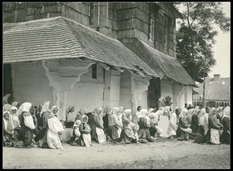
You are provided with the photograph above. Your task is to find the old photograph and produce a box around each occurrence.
[3,2,230,169]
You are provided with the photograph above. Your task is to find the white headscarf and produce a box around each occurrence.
[181,108,188,117]
[3,111,14,131]
[140,109,148,118]
[51,105,59,115]
[3,104,12,112]
[40,101,51,115]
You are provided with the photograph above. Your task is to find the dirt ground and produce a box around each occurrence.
[3,138,230,169]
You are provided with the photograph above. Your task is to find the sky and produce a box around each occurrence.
[176,2,231,78]
[209,2,230,78]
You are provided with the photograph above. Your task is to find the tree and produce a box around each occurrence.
[174,2,230,83]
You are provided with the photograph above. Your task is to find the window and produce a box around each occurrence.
[92,63,97,79]
[149,18,154,42]
[90,2,108,27]
[164,14,172,51]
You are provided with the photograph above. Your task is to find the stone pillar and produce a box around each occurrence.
[131,73,150,113]
[42,59,95,121]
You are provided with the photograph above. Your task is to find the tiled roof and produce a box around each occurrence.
[122,38,195,86]
[193,77,230,101]
[3,16,158,77]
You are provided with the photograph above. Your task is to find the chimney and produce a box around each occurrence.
[213,74,220,81]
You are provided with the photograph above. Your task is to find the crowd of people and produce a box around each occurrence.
[3,96,230,149]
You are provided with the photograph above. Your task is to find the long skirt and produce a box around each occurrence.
[179,130,189,141]
[220,130,230,144]
[210,129,221,144]
[35,128,47,142]
[138,128,155,143]
[149,125,157,137]
[78,133,92,147]
[106,126,120,140]
[19,126,33,147]
[120,128,135,144]
[90,126,106,143]
[47,129,63,149]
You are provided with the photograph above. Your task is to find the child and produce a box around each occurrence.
[70,120,81,146]
[78,115,92,147]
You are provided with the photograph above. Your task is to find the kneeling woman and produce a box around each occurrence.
[138,109,155,143]
[3,111,15,147]
[77,115,92,147]
[89,107,106,143]
[18,102,36,147]
[47,107,64,149]
[178,109,192,141]
[120,109,138,144]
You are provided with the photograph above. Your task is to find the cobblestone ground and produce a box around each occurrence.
[3,138,230,169]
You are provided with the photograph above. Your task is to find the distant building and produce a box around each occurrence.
[193,74,230,108]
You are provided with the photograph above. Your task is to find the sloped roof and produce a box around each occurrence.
[122,38,195,86]
[193,77,230,101]
[3,16,158,77]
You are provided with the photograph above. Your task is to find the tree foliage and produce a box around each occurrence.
[174,2,230,83]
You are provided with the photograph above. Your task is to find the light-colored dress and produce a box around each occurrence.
[158,114,170,137]
[167,112,177,136]
[47,114,64,149]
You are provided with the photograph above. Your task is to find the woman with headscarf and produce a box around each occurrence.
[9,106,20,129]
[65,105,76,128]
[178,108,192,141]
[208,108,223,145]
[12,101,21,109]
[219,106,230,144]
[120,109,138,144]
[89,107,106,143]
[190,108,200,139]
[3,104,12,112]
[137,109,155,143]
[46,110,64,149]
[193,108,206,143]
[103,106,112,132]
[78,115,92,147]
[3,111,15,147]
[106,107,122,140]
[75,108,87,122]
[18,102,36,147]
[34,101,51,147]
[203,106,210,143]
[51,105,59,118]
[70,120,82,146]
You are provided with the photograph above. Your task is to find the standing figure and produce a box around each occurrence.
[3,111,15,147]
[219,107,230,144]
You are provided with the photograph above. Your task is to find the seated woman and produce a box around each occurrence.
[178,108,192,141]
[208,108,223,145]
[3,111,15,147]
[120,109,138,144]
[78,115,92,147]
[47,111,64,149]
[65,105,76,128]
[89,107,106,143]
[106,107,122,140]
[138,109,155,143]
[18,102,36,148]
[219,106,230,144]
